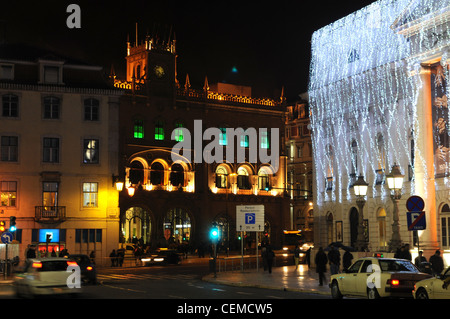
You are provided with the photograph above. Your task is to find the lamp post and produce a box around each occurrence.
[353,175,368,252]
[386,164,404,253]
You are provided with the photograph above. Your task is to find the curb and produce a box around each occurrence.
[201,274,330,296]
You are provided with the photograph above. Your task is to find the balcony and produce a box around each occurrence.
[35,206,66,223]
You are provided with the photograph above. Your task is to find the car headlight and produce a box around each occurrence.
[154,258,164,262]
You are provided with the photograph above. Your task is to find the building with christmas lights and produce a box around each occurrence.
[0,43,122,264]
[309,0,450,265]
[113,28,290,252]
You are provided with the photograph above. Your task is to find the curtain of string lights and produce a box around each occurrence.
[309,0,450,205]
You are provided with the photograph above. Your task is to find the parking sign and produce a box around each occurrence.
[236,205,264,232]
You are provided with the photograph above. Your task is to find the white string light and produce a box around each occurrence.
[309,0,450,205]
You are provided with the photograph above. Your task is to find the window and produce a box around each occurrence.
[75,229,102,243]
[155,120,164,140]
[150,162,164,185]
[174,122,184,142]
[43,66,60,84]
[134,120,144,139]
[237,167,251,189]
[42,182,58,207]
[1,136,18,162]
[258,168,270,190]
[169,163,184,187]
[2,94,18,117]
[83,182,98,207]
[43,138,59,163]
[43,96,60,119]
[83,139,99,164]
[219,127,227,146]
[441,205,450,248]
[0,64,13,80]
[240,135,249,148]
[84,98,99,121]
[260,130,270,149]
[1,181,17,207]
[215,166,228,188]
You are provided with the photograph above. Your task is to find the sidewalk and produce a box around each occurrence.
[202,264,330,296]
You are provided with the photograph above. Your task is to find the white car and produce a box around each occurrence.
[330,257,431,299]
[413,267,450,299]
[14,258,82,298]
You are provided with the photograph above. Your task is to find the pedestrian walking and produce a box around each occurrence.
[328,245,341,275]
[265,244,275,274]
[429,249,444,276]
[110,249,117,267]
[293,245,301,269]
[315,247,328,286]
[305,247,311,268]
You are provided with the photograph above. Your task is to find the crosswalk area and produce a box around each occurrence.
[97,272,196,282]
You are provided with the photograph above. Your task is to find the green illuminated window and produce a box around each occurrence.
[219,127,227,146]
[155,120,164,140]
[174,122,184,142]
[240,135,249,147]
[260,130,270,149]
[134,120,144,139]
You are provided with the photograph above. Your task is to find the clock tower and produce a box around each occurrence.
[125,24,178,98]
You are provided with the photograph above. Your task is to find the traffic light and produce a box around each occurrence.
[210,226,219,242]
[0,221,5,232]
[9,216,16,232]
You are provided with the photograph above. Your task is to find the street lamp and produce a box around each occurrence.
[385,164,404,252]
[353,175,368,251]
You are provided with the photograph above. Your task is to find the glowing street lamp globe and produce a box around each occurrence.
[353,175,369,197]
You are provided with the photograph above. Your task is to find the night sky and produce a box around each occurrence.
[1,0,376,101]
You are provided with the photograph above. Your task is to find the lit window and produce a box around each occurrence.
[155,120,164,140]
[1,181,16,207]
[237,167,250,189]
[215,166,228,188]
[219,128,227,146]
[83,182,98,207]
[83,139,99,164]
[174,122,184,142]
[240,135,249,148]
[134,120,144,139]
[260,130,270,149]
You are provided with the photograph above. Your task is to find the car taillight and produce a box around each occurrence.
[391,279,400,286]
[67,261,78,267]
[86,266,93,271]
[32,262,42,269]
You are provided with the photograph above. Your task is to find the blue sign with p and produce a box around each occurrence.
[245,213,255,224]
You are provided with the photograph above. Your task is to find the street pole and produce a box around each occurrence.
[240,231,243,272]
[356,198,367,252]
[389,194,402,252]
[256,232,259,272]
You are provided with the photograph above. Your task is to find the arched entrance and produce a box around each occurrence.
[163,208,191,247]
[121,207,152,245]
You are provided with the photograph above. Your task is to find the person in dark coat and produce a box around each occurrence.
[343,250,353,271]
[265,245,275,274]
[315,247,328,286]
[429,249,444,276]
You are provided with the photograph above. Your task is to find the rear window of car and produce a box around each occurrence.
[379,260,418,272]
[38,261,69,272]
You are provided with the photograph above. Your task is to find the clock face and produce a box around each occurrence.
[154,65,165,78]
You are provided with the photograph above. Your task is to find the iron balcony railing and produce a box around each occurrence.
[35,206,66,222]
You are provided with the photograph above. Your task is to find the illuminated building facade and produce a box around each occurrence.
[284,94,314,243]
[0,44,122,264]
[309,0,450,264]
[115,29,290,250]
